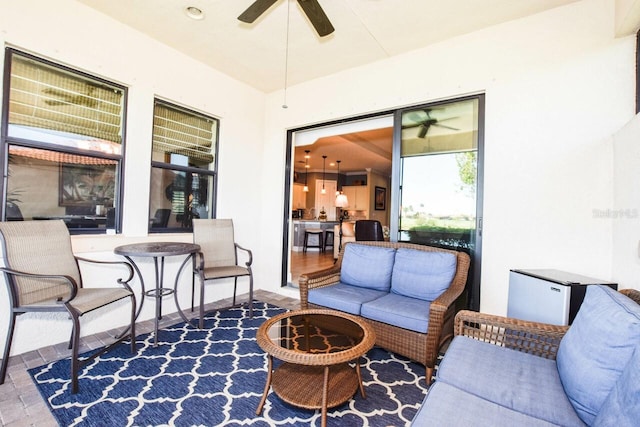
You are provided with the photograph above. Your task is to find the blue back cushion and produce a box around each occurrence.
[556,285,640,425]
[340,244,396,291]
[391,248,457,301]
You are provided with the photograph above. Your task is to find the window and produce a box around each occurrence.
[149,100,218,231]
[1,49,126,233]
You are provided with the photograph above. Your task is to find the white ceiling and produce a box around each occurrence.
[73,0,640,175]
[75,0,582,93]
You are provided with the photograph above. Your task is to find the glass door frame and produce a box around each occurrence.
[391,94,485,310]
[282,94,484,311]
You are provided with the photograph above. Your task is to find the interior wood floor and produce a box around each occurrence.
[289,249,336,286]
[0,290,299,427]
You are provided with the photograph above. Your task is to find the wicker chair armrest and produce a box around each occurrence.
[234,243,253,267]
[431,250,470,312]
[432,282,465,312]
[0,266,78,303]
[299,266,342,289]
[298,265,342,308]
[454,310,569,359]
[620,288,640,305]
[75,256,134,286]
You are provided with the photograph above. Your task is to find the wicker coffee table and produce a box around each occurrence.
[256,309,376,426]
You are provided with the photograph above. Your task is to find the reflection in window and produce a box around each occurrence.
[2,49,125,232]
[399,98,479,251]
[149,100,218,231]
[7,146,118,228]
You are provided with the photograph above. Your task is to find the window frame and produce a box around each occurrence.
[149,98,219,233]
[0,48,127,234]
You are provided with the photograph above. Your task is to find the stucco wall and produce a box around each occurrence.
[261,0,636,315]
[0,0,266,355]
[0,0,637,357]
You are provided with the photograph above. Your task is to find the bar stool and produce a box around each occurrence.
[323,229,334,253]
[303,229,324,253]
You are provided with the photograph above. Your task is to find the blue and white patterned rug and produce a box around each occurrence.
[29,302,428,426]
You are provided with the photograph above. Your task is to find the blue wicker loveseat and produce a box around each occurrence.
[411,285,640,426]
[299,241,470,384]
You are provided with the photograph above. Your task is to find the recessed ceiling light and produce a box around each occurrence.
[184,6,204,20]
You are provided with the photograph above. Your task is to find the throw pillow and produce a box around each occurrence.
[340,244,396,291]
[390,248,457,301]
[593,345,640,427]
[556,285,640,425]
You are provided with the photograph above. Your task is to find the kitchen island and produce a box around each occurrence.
[292,220,339,252]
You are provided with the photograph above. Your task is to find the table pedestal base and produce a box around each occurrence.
[271,362,360,426]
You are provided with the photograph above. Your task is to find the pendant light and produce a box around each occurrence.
[334,159,349,253]
[335,160,342,196]
[321,155,327,194]
[303,150,310,192]
[335,159,349,210]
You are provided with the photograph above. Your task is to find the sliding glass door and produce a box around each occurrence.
[394,96,483,310]
[282,95,483,310]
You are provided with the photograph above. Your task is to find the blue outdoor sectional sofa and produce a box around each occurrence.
[412,285,640,426]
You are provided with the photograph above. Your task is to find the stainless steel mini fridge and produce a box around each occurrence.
[507,269,617,325]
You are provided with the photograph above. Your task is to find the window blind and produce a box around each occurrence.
[153,102,215,165]
[8,54,124,144]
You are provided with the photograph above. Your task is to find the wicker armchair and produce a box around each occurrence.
[299,241,470,383]
[454,288,640,359]
[0,220,136,393]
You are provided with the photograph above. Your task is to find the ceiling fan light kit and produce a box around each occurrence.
[238,0,335,37]
[321,155,327,194]
[303,150,310,192]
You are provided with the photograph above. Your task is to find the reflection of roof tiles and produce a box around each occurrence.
[10,146,116,165]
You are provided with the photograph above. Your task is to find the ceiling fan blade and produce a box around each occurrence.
[401,123,422,129]
[297,0,334,37]
[44,100,66,106]
[432,123,459,131]
[436,116,459,122]
[238,0,278,23]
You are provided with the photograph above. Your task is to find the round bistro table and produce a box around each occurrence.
[114,242,200,346]
[255,309,375,427]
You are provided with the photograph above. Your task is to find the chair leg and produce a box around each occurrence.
[199,272,206,330]
[70,314,81,394]
[248,273,254,318]
[426,366,434,386]
[129,294,136,354]
[232,278,238,306]
[191,269,196,313]
[0,312,17,384]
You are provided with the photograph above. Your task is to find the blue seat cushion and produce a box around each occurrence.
[308,282,387,315]
[360,293,430,333]
[391,248,456,301]
[340,244,396,291]
[594,345,640,426]
[437,336,585,427]
[557,286,640,425]
[412,382,562,427]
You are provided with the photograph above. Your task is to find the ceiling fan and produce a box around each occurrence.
[42,86,98,108]
[401,109,459,138]
[238,0,335,37]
